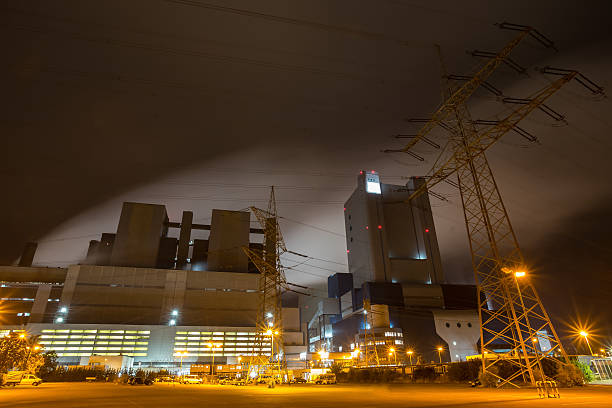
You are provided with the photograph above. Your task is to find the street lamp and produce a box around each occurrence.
[407,350,414,366]
[207,343,222,375]
[437,347,444,364]
[388,347,396,365]
[175,350,187,375]
[579,331,594,356]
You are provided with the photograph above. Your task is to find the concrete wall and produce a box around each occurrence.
[432,309,480,362]
[207,210,250,273]
[110,202,168,268]
[56,265,258,327]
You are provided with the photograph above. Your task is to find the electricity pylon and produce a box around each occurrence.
[242,187,287,380]
[386,23,603,387]
[362,300,380,367]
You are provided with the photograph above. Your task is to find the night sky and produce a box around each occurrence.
[2,1,611,347]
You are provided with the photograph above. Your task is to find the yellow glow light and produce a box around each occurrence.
[437,347,443,351]
[580,331,588,338]
[407,350,414,355]
[515,271,526,278]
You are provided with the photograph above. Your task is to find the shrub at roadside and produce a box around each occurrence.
[447,360,481,382]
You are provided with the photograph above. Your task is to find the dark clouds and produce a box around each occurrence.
[1,1,612,336]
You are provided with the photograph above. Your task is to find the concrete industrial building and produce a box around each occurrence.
[1,203,307,371]
[308,171,480,364]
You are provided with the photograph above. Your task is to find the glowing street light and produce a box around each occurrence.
[175,350,188,374]
[437,347,444,364]
[388,347,397,365]
[514,271,526,278]
[579,331,594,356]
[406,350,414,366]
[207,343,222,375]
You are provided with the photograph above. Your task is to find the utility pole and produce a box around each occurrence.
[385,22,603,388]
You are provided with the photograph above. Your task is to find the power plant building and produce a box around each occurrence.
[1,203,307,371]
[308,171,480,363]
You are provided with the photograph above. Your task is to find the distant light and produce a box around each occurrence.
[515,271,526,278]
[580,331,588,338]
[186,258,191,263]
[532,338,538,343]
[169,319,176,326]
[268,322,273,327]
[346,249,350,253]
[189,240,194,245]
[452,341,457,346]
[425,228,430,233]
[437,347,443,351]
[343,207,346,211]
[55,317,64,323]
[59,307,68,313]
[266,312,273,318]
[359,171,363,175]
[171,309,179,316]
[371,170,375,174]
[265,329,272,335]
[365,226,368,230]
[378,225,382,229]
[363,310,367,315]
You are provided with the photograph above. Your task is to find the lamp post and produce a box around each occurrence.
[580,331,594,356]
[207,343,222,375]
[176,350,187,375]
[407,350,414,366]
[388,348,396,365]
[437,347,444,364]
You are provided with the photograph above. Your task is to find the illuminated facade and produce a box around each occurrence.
[0,202,307,370]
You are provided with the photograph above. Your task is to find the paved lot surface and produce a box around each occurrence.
[1,382,610,407]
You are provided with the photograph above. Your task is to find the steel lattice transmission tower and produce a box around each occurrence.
[385,23,603,387]
[242,187,287,379]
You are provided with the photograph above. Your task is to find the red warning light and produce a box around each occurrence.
[343,207,346,211]
[371,170,375,174]
[359,170,363,175]
[346,249,350,253]
[365,226,369,230]
[378,225,382,229]
[425,228,430,233]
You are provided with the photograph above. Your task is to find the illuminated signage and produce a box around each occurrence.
[365,172,381,194]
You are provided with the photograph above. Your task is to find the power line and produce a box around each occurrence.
[163,0,430,48]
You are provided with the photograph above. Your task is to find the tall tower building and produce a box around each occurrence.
[344,171,444,288]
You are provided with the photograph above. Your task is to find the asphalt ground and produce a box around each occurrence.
[1,382,610,408]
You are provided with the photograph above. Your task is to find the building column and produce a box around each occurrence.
[29,284,52,323]
[176,211,193,270]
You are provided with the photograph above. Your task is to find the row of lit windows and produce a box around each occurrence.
[41,335,149,339]
[384,331,403,337]
[44,346,148,351]
[175,331,255,335]
[175,336,255,341]
[40,341,148,345]
[174,342,264,346]
[41,329,150,334]
[56,353,147,357]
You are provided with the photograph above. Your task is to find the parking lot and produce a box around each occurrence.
[1,382,611,408]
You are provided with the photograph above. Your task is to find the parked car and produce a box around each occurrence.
[155,376,175,383]
[1,371,42,387]
[230,378,246,386]
[218,377,232,385]
[180,375,203,384]
[128,376,153,386]
[290,377,307,384]
[314,373,336,385]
